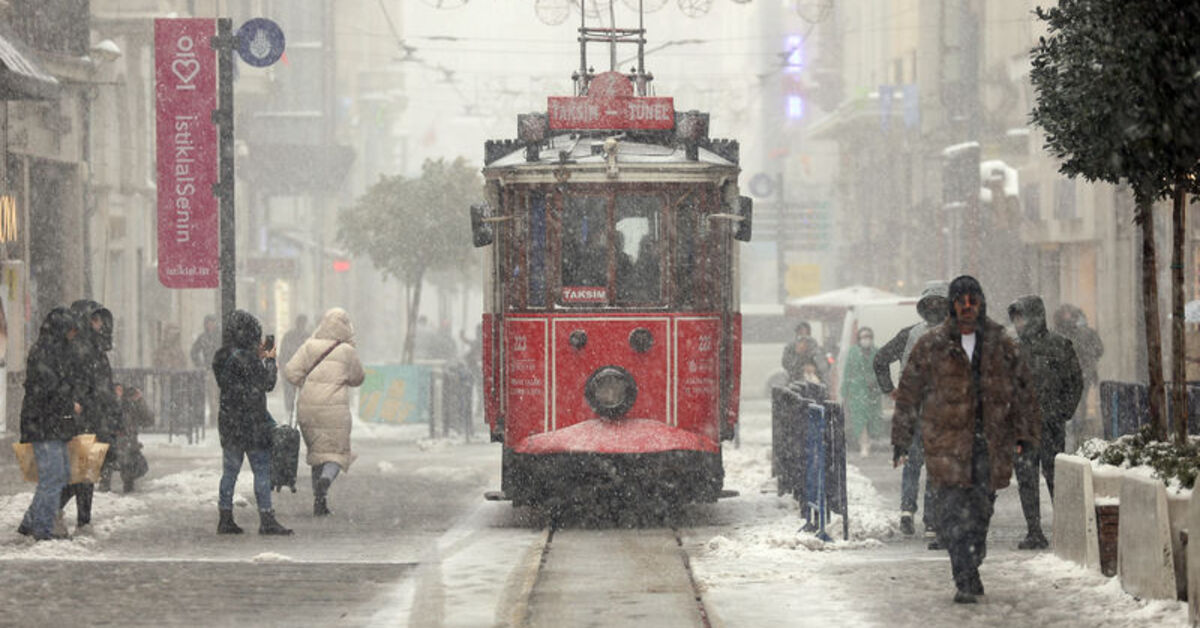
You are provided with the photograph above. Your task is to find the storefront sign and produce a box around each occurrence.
[155,18,219,288]
[0,196,17,243]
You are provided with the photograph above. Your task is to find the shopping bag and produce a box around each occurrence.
[68,434,110,484]
[12,442,37,483]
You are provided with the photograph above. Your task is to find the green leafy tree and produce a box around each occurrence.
[1031,0,1200,443]
[337,157,481,363]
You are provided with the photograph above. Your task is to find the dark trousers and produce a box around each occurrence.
[60,483,94,526]
[1015,419,1065,533]
[900,424,938,528]
[934,436,995,591]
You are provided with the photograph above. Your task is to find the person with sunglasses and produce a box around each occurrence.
[891,275,1041,604]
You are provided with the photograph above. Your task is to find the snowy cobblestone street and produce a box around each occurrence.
[0,399,1190,626]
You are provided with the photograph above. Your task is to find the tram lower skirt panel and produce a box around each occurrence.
[503,448,723,508]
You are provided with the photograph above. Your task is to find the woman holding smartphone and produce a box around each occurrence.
[212,309,292,535]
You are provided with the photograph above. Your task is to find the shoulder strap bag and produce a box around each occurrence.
[290,340,342,426]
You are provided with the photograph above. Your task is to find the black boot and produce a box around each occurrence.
[1018,529,1049,550]
[258,510,293,535]
[75,484,93,528]
[217,509,244,534]
[953,589,978,604]
[98,468,112,493]
[313,476,332,516]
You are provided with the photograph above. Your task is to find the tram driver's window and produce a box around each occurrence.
[528,192,547,307]
[615,194,662,304]
[675,205,699,307]
[561,196,607,287]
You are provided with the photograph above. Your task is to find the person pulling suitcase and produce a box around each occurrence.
[284,308,365,517]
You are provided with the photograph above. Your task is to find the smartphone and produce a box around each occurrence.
[263,334,275,352]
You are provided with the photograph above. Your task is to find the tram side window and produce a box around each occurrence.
[528,192,547,307]
[675,206,699,308]
[615,194,663,304]
[561,196,608,287]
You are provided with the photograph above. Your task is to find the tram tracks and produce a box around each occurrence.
[509,522,713,628]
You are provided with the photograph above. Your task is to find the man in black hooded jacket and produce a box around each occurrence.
[1007,295,1083,550]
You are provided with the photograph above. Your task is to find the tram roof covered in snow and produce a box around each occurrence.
[484,133,738,170]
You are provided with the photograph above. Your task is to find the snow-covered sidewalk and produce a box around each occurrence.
[685,404,1188,627]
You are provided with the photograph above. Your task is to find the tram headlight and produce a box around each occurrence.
[584,366,638,419]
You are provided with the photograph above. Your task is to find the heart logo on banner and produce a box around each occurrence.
[171,58,200,85]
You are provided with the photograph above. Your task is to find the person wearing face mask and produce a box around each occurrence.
[892,275,1040,603]
[876,280,949,539]
[1007,295,1083,550]
[841,327,882,458]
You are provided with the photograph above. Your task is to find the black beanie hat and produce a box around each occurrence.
[948,275,986,319]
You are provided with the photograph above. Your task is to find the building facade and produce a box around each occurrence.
[804,0,1166,383]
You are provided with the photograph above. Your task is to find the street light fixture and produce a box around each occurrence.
[89,39,122,63]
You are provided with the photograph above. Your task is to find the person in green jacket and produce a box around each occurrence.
[841,327,883,457]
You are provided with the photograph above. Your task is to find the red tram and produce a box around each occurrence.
[471,23,751,509]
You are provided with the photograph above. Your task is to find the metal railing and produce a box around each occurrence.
[112,368,207,443]
[1099,380,1200,438]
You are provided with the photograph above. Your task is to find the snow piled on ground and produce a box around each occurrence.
[687,409,1190,627]
[0,417,432,559]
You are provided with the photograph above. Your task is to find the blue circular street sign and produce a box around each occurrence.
[236,18,285,67]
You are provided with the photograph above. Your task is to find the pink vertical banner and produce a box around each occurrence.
[155,18,218,288]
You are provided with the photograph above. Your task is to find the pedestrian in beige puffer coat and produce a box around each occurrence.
[284,308,365,516]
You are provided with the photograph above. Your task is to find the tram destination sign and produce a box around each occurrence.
[561,286,608,304]
[548,71,674,131]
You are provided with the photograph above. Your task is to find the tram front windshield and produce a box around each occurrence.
[560,194,663,306]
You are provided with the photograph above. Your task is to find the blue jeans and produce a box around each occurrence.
[22,440,69,537]
[218,447,272,512]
